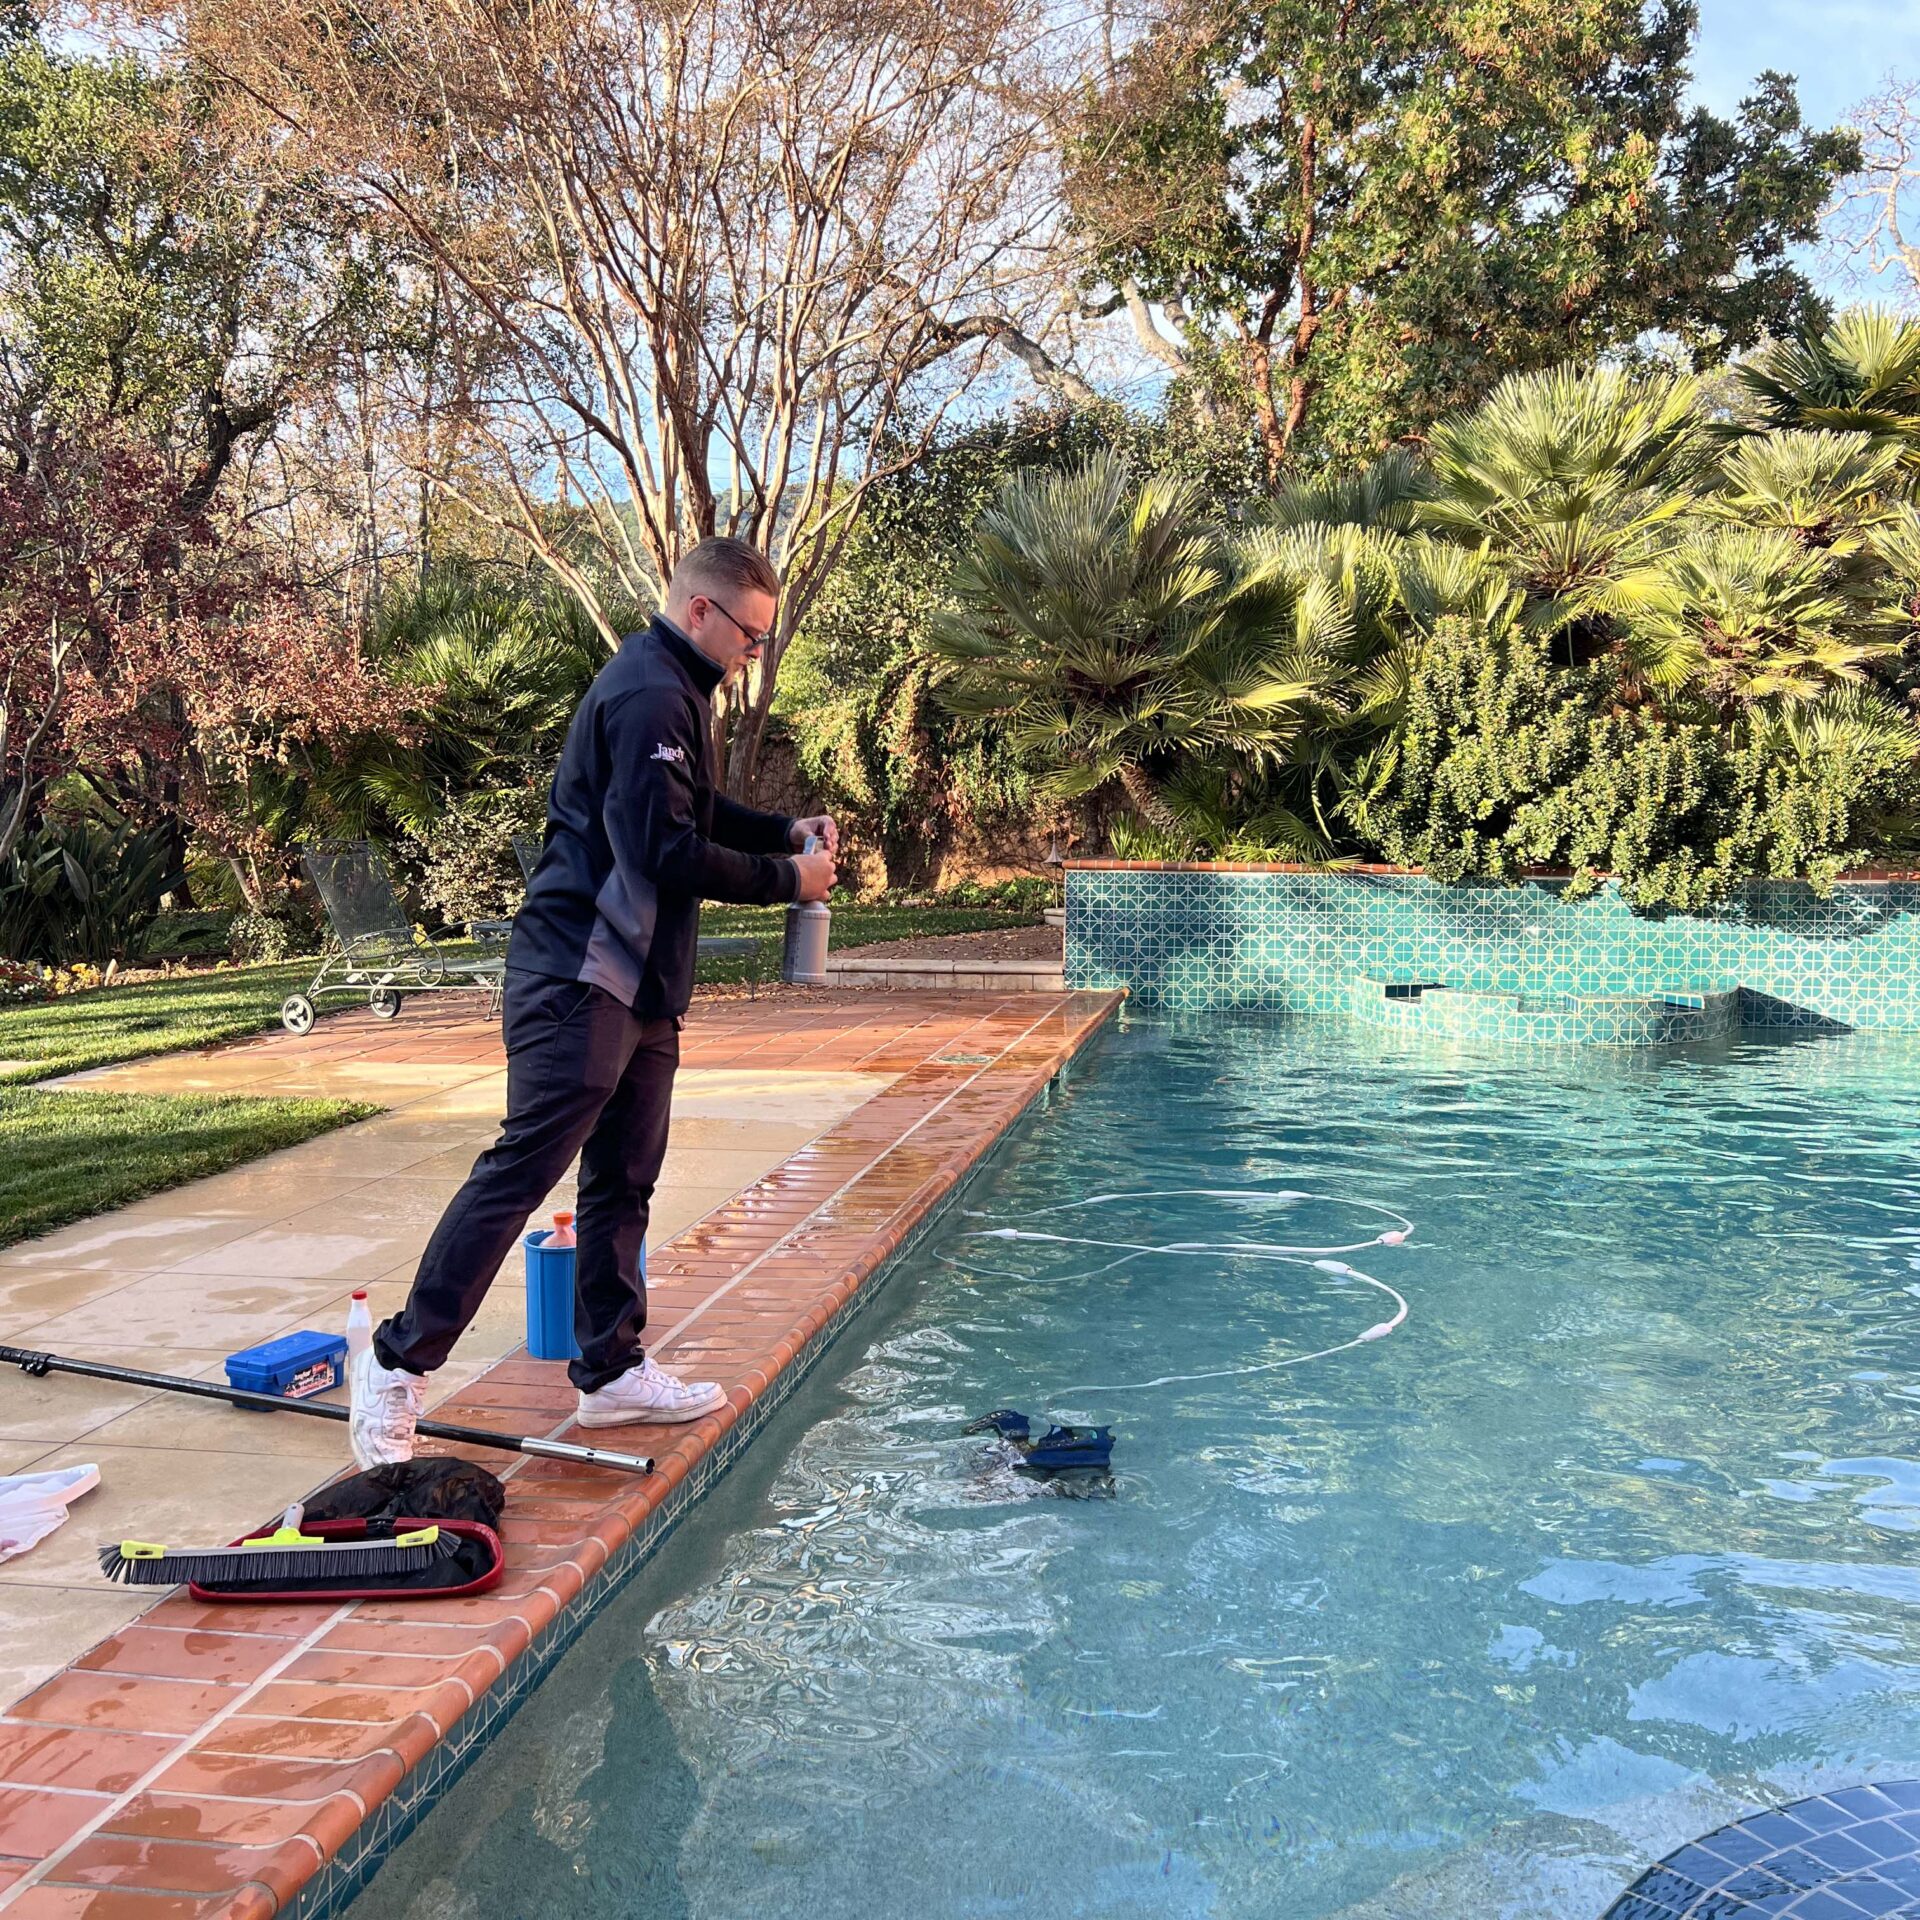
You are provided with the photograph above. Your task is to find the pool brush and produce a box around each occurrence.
[99,1503,455,1587]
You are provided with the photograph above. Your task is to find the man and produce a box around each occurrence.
[349,536,836,1466]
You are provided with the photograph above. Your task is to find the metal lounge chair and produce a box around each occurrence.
[512,836,764,997]
[279,842,508,1035]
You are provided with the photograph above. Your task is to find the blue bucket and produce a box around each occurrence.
[522,1229,646,1362]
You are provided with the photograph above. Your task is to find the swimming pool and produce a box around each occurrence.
[350,1012,1920,1920]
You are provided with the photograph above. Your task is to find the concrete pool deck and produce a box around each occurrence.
[0,986,1120,1915]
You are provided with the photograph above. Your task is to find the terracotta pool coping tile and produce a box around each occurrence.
[73,1634,296,1690]
[273,1646,494,1696]
[4,1889,273,1919]
[46,1833,320,1905]
[0,1723,181,1794]
[97,1793,365,1849]
[239,1679,475,1730]
[0,1789,116,1859]
[12,1674,250,1738]
[139,1752,391,1806]
[1,988,1121,1919]
[137,1602,341,1641]
[187,1719,402,1766]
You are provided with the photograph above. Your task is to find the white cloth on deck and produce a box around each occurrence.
[0,1463,99,1562]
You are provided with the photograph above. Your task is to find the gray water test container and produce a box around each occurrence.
[782,901,831,984]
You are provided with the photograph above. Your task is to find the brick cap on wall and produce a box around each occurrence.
[1064,860,1920,882]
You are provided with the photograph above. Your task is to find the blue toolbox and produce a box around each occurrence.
[224,1329,350,1403]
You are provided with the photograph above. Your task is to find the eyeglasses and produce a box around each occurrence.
[700,594,774,653]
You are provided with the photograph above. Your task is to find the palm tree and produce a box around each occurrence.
[1625,524,1897,710]
[1417,364,1713,659]
[1865,507,1920,711]
[1263,448,1429,532]
[320,563,630,840]
[1705,430,1908,553]
[929,455,1348,847]
[1736,309,1920,468]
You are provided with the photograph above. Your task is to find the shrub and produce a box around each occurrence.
[411,787,548,927]
[144,909,238,957]
[0,819,180,964]
[228,907,312,964]
[1345,619,1920,907]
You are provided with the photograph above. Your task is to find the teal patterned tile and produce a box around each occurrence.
[1066,872,1920,1031]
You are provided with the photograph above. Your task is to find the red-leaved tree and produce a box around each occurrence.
[2,422,395,905]
[0,434,186,864]
[66,595,396,910]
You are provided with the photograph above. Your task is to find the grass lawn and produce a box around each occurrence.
[0,901,1036,1242]
[0,1087,377,1248]
[0,905,1036,1084]
[0,961,321,1086]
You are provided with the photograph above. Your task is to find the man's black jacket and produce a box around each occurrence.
[507,616,797,1018]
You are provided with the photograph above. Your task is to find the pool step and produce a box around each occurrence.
[823,956,1067,992]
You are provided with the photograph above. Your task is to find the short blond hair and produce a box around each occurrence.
[669,536,781,603]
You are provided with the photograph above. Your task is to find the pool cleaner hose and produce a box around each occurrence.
[944,1188,1414,1399]
[0,1345,654,1476]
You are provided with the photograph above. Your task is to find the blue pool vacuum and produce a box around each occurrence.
[963,1408,1115,1476]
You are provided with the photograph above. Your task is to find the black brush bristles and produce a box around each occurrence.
[98,1528,455,1587]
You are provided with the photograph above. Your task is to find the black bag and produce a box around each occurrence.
[303,1458,507,1529]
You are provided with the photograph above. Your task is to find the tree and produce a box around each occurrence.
[0,15,391,885]
[1704,428,1908,553]
[0,430,178,865]
[777,399,1261,887]
[926,344,1920,886]
[1066,0,1858,467]
[0,420,389,909]
[928,452,1351,849]
[0,18,379,516]
[1416,363,1714,660]
[1826,78,1920,307]
[63,589,395,911]
[156,0,1100,796]
[1627,523,1897,710]
[1736,308,1920,466]
[329,562,624,841]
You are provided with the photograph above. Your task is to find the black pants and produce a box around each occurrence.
[374,969,678,1393]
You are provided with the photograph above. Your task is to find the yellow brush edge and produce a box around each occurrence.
[116,1525,441,1556]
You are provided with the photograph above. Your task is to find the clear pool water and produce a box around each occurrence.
[353,1014,1920,1920]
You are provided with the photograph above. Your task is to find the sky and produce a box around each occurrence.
[1689,0,1920,301]
[1691,0,1920,127]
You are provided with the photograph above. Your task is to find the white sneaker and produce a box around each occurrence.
[349,1346,426,1467]
[576,1355,725,1428]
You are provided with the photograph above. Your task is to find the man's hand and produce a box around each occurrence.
[792,847,837,902]
[790,814,839,855]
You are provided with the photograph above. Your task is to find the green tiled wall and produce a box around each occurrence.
[1064,870,1920,1031]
